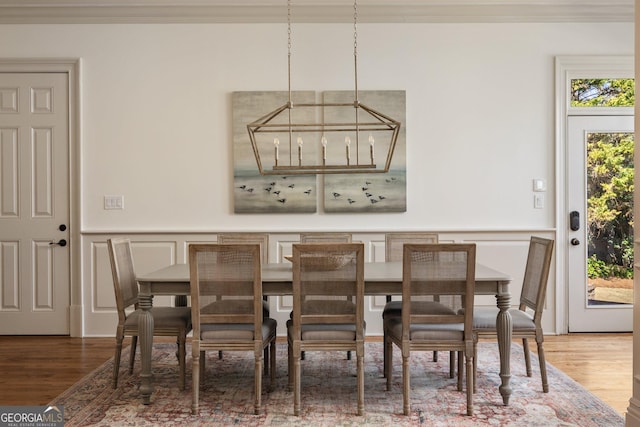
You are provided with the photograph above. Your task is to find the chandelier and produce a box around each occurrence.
[247,0,401,175]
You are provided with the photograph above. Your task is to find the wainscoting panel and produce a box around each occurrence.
[81,230,556,337]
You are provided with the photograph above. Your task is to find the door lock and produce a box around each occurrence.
[570,238,580,246]
[570,211,580,231]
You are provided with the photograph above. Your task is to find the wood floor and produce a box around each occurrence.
[0,333,632,416]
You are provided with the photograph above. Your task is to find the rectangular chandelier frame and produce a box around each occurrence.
[247,101,401,175]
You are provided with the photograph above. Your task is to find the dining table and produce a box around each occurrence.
[135,261,513,406]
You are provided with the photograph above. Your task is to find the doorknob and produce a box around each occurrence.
[571,238,580,246]
[50,239,67,247]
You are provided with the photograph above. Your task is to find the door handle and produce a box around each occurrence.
[571,238,580,246]
[50,239,67,247]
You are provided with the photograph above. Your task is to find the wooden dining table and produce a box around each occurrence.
[136,261,513,406]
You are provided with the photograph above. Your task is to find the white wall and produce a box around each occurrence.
[0,22,631,232]
[0,21,632,335]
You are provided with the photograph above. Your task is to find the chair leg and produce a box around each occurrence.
[293,351,302,416]
[128,335,137,374]
[218,350,223,360]
[191,348,200,415]
[536,335,549,393]
[383,331,388,378]
[199,350,206,385]
[457,350,463,391]
[113,333,124,388]
[288,339,293,390]
[178,333,186,391]
[457,350,464,391]
[347,351,352,360]
[254,352,263,415]
[357,352,364,416]
[402,353,410,416]
[522,338,532,377]
[264,347,270,376]
[465,351,474,416]
[449,351,456,378]
[385,336,393,391]
[433,350,438,362]
[270,341,277,391]
[472,339,478,393]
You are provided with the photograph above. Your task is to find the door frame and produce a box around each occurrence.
[555,55,634,334]
[0,58,82,336]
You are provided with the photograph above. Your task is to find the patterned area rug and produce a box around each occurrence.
[50,342,623,426]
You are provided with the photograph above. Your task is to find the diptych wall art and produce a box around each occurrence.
[232,90,406,214]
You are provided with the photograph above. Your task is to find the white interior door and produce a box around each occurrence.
[0,72,70,334]
[567,115,633,332]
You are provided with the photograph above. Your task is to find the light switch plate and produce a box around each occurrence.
[534,193,544,209]
[533,179,546,192]
[104,195,124,210]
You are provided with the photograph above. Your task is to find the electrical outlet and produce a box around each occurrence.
[104,195,124,210]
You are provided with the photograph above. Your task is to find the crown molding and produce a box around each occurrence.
[0,0,632,24]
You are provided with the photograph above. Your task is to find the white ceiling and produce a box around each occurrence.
[0,0,633,24]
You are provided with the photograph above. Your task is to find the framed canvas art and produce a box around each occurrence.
[322,90,406,213]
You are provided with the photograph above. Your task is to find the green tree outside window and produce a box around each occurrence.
[572,79,634,285]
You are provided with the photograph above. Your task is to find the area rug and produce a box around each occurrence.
[50,342,623,426]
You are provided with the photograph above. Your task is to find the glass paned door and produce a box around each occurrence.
[568,116,633,332]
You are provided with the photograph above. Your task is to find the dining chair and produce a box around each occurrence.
[217,233,271,363]
[287,242,365,416]
[384,243,476,416]
[189,243,277,415]
[298,232,354,360]
[381,232,455,376]
[107,237,192,390]
[472,236,554,393]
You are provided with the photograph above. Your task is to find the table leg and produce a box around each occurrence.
[138,283,154,404]
[496,286,512,405]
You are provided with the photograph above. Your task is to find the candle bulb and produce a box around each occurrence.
[274,137,279,165]
[321,136,327,164]
[345,136,351,165]
[297,136,303,166]
[369,134,375,164]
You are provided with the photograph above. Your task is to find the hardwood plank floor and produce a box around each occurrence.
[0,334,632,416]
[540,333,632,416]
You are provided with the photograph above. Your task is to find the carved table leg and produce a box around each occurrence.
[138,283,154,404]
[496,286,512,405]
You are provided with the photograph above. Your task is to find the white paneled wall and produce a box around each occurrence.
[82,230,556,337]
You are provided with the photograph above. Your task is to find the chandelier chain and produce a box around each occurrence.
[287,0,292,106]
[353,0,359,104]
[353,0,358,56]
